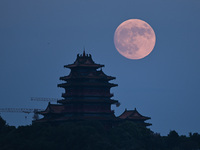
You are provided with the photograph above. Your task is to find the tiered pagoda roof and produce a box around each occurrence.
[119,108,152,126]
[60,70,116,81]
[34,51,151,127]
[39,103,116,115]
[57,51,118,104]
[64,51,104,69]
[35,51,120,124]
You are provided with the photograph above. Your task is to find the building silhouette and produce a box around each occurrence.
[35,51,151,127]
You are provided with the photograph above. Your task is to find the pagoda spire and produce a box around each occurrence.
[83,49,86,57]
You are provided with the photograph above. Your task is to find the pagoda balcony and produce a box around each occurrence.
[60,109,113,114]
[57,82,117,88]
[61,93,114,98]
[59,73,116,81]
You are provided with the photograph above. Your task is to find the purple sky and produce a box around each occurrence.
[0,0,200,135]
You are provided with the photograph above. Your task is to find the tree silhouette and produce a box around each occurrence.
[0,121,200,150]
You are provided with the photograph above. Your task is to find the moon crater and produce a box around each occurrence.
[114,19,156,60]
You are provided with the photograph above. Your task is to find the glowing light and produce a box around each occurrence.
[114,19,156,59]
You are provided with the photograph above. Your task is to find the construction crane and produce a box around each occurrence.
[0,108,44,120]
[31,97,59,102]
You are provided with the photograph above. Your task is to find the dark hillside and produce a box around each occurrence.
[0,117,200,150]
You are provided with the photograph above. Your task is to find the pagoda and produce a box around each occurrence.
[34,51,151,127]
[119,108,152,126]
[35,51,119,124]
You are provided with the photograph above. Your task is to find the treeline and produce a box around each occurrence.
[0,116,200,150]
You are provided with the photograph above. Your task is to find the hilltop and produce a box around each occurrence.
[0,116,200,150]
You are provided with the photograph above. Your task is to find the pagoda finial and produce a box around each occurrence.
[83,47,85,57]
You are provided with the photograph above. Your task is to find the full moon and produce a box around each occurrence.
[114,19,156,59]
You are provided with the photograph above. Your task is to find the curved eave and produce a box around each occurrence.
[57,83,118,88]
[61,93,114,98]
[37,103,64,115]
[33,113,118,123]
[64,64,104,68]
[118,109,151,121]
[127,116,151,121]
[57,99,118,104]
[37,109,52,115]
[144,123,152,126]
[60,76,116,81]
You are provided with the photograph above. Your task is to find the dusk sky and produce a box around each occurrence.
[0,0,200,135]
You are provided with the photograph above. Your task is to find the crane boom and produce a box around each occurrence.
[31,97,58,102]
[0,108,44,114]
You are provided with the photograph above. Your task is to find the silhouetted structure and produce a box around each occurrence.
[35,51,119,124]
[119,108,151,126]
[35,51,151,127]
